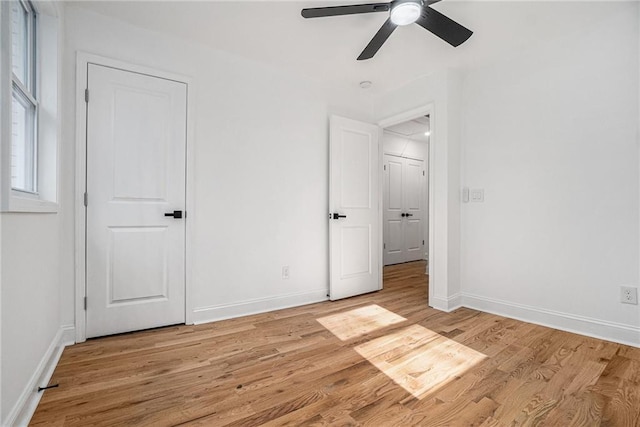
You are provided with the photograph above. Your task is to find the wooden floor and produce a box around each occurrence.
[32,261,640,426]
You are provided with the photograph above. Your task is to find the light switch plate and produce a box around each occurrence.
[470,189,484,202]
[462,187,469,203]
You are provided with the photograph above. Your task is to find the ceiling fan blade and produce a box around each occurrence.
[416,7,473,47]
[357,18,397,60]
[302,3,390,19]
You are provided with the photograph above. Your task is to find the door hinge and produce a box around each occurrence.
[384,243,386,249]
[423,170,425,176]
[83,192,88,207]
[85,89,89,103]
[423,240,425,245]
[384,165,386,171]
[83,296,87,310]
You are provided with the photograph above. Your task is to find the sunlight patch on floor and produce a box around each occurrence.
[355,324,487,399]
[316,304,407,341]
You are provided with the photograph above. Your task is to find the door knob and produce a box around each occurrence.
[401,213,407,217]
[164,210,183,219]
[406,213,414,217]
[330,213,347,220]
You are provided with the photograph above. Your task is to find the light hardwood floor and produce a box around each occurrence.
[31,261,640,426]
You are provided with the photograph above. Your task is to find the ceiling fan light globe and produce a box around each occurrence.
[390,1,422,26]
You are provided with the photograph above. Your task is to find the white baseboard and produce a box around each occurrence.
[461,293,640,348]
[430,293,462,312]
[192,289,329,325]
[4,325,75,426]
[60,324,76,347]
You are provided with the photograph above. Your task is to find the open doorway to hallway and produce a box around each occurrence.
[381,115,430,292]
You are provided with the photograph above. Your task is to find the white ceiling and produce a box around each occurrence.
[386,115,430,142]
[69,1,625,94]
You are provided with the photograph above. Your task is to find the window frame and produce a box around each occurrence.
[10,0,39,195]
[1,0,59,213]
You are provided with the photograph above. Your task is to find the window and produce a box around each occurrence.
[1,0,58,212]
[10,0,38,194]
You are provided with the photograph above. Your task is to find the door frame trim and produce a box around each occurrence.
[378,104,435,305]
[74,52,195,342]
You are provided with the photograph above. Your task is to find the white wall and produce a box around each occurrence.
[1,215,61,419]
[460,3,640,344]
[374,2,639,345]
[61,6,373,327]
[0,2,5,421]
[1,3,69,424]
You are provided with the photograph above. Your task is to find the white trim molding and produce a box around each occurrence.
[461,293,640,348]
[193,289,329,325]
[430,293,462,312]
[4,325,75,426]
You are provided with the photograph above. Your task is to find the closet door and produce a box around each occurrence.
[403,158,425,262]
[85,64,187,338]
[383,155,426,265]
[383,155,405,265]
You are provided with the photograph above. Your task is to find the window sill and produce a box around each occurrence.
[5,192,58,213]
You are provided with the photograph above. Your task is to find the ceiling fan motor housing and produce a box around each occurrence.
[390,0,424,26]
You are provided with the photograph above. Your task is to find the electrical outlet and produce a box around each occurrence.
[282,266,290,280]
[620,286,638,305]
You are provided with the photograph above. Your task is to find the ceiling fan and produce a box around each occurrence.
[301,0,473,60]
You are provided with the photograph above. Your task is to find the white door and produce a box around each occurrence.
[329,116,381,300]
[383,156,405,265]
[86,64,187,338]
[383,155,425,265]
[403,158,425,262]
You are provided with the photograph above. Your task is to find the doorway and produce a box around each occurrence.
[382,116,430,268]
[328,110,434,303]
[75,55,191,341]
